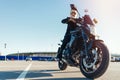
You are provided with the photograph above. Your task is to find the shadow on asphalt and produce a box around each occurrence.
[0,69,94,80]
[39,78,93,80]
[26,69,94,80]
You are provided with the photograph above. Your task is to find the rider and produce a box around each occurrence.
[57,4,81,59]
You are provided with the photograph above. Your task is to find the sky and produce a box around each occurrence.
[0,0,120,55]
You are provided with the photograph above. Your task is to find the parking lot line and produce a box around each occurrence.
[16,62,32,80]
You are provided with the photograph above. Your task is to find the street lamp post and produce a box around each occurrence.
[4,43,7,61]
[18,51,19,60]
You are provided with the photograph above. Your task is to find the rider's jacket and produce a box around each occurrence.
[61,17,81,36]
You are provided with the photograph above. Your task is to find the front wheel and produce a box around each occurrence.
[80,41,109,79]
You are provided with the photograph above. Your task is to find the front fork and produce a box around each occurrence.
[80,41,93,59]
[80,30,94,57]
[81,39,103,58]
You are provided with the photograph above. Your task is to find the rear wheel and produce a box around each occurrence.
[80,41,109,79]
[58,60,67,70]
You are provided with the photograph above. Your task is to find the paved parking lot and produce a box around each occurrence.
[0,61,120,80]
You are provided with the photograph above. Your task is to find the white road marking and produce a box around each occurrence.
[16,62,32,80]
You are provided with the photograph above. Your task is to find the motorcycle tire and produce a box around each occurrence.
[80,41,109,79]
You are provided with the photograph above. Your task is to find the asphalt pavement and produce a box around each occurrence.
[0,61,120,80]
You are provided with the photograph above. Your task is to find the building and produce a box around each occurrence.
[8,52,57,57]
[0,52,57,61]
[111,54,120,62]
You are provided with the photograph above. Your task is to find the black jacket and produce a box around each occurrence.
[61,17,80,35]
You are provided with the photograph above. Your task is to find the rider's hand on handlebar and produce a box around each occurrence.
[68,18,76,23]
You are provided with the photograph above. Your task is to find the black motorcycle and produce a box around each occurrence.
[57,4,109,79]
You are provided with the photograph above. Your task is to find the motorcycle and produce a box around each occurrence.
[57,4,109,79]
